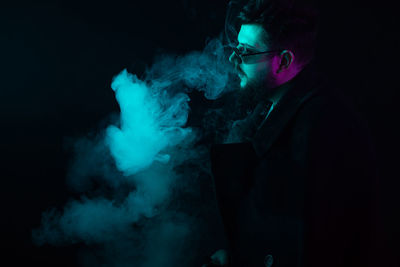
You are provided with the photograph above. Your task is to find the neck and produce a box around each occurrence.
[266,82,291,106]
[267,63,307,105]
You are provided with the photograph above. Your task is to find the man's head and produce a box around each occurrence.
[229,0,319,91]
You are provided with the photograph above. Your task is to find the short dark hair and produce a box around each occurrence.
[237,0,319,65]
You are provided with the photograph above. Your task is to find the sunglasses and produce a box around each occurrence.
[232,47,282,64]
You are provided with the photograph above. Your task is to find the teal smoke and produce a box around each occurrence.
[32,37,235,266]
[107,69,191,176]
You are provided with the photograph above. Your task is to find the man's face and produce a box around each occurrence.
[229,24,274,90]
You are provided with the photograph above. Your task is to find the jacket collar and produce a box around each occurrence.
[251,61,322,157]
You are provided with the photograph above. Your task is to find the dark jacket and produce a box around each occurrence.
[210,63,379,267]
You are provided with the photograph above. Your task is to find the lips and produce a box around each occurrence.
[235,66,246,79]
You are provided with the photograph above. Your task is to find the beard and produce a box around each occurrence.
[203,70,276,144]
[215,73,273,143]
[233,72,274,120]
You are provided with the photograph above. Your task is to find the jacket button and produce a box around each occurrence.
[264,254,273,267]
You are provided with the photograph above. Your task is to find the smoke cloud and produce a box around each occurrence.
[32,36,237,266]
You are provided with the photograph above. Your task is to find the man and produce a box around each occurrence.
[205,0,379,266]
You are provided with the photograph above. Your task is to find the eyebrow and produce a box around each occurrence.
[238,42,258,49]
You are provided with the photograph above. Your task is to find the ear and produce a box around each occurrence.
[277,50,295,73]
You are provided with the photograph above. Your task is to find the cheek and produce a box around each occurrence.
[269,56,280,74]
[256,62,269,73]
[242,63,267,78]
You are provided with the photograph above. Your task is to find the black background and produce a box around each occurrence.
[1,0,398,266]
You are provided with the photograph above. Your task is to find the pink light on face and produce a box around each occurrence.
[270,50,300,87]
